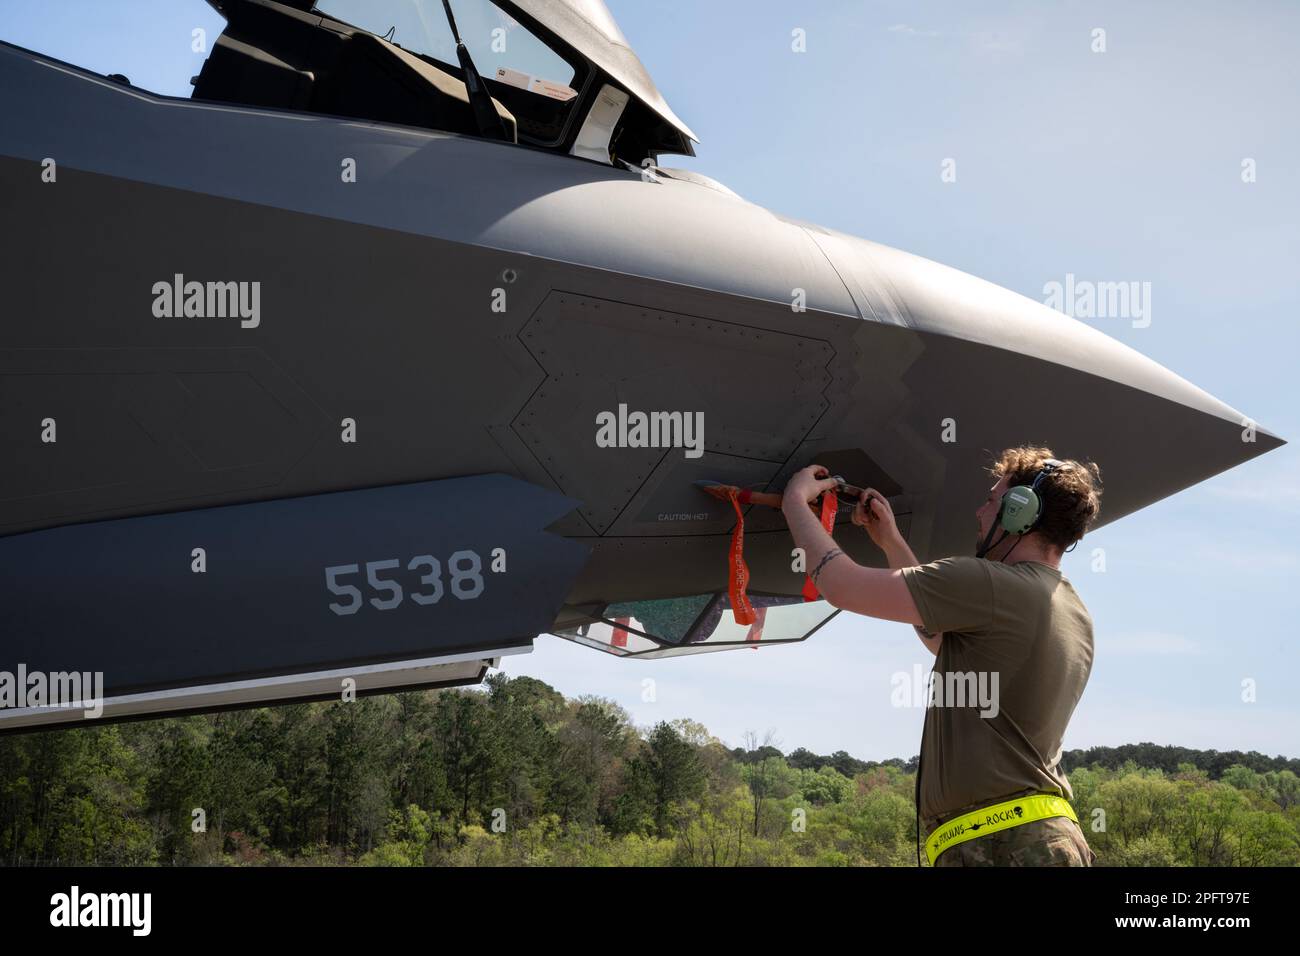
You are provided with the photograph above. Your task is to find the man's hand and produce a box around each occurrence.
[779,466,926,628]
[852,487,903,550]
[782,464,839,513]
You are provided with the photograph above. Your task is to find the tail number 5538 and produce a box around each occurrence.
[324,551,484,616]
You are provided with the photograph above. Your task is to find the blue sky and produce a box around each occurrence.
[3,0,1296,759]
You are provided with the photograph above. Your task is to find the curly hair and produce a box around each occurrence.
[989,445,1103,551]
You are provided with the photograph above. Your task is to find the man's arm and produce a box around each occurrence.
[780,468,944,655]
[783,495,925,626]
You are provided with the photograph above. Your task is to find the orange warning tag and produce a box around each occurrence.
[801,493,839,601]
[725,487,757,625]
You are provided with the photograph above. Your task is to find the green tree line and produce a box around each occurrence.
[1,675,1296,866]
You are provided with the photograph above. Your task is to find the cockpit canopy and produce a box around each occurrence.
[196,0,695,164]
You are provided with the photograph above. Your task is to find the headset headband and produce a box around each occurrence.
[1030,459,1062,492]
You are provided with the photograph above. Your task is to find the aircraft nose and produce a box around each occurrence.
[798,223,1284,540]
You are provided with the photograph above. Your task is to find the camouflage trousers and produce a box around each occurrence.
[933,816,1097,867]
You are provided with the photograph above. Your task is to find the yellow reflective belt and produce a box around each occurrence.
[924,793,1078,866]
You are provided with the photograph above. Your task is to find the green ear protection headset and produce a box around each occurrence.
[976,458,1063,561]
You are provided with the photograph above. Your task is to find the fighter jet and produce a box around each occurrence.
[0,0,1284,729]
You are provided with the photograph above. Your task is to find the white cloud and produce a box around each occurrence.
[887,23,939,38]
[1072,702,1297,757]
[1205,476,1300,515]
[1103,630,1204,656]
[1187,543,1300,572]
[970,30,1023,55]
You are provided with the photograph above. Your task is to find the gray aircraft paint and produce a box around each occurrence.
[0,475,587,731]
[0,20,1286,727]
[0,43,1264,431]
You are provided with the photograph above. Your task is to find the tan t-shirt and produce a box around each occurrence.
[900,556,1094,832]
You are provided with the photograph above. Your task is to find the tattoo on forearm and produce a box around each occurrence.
[809,548,844,585]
